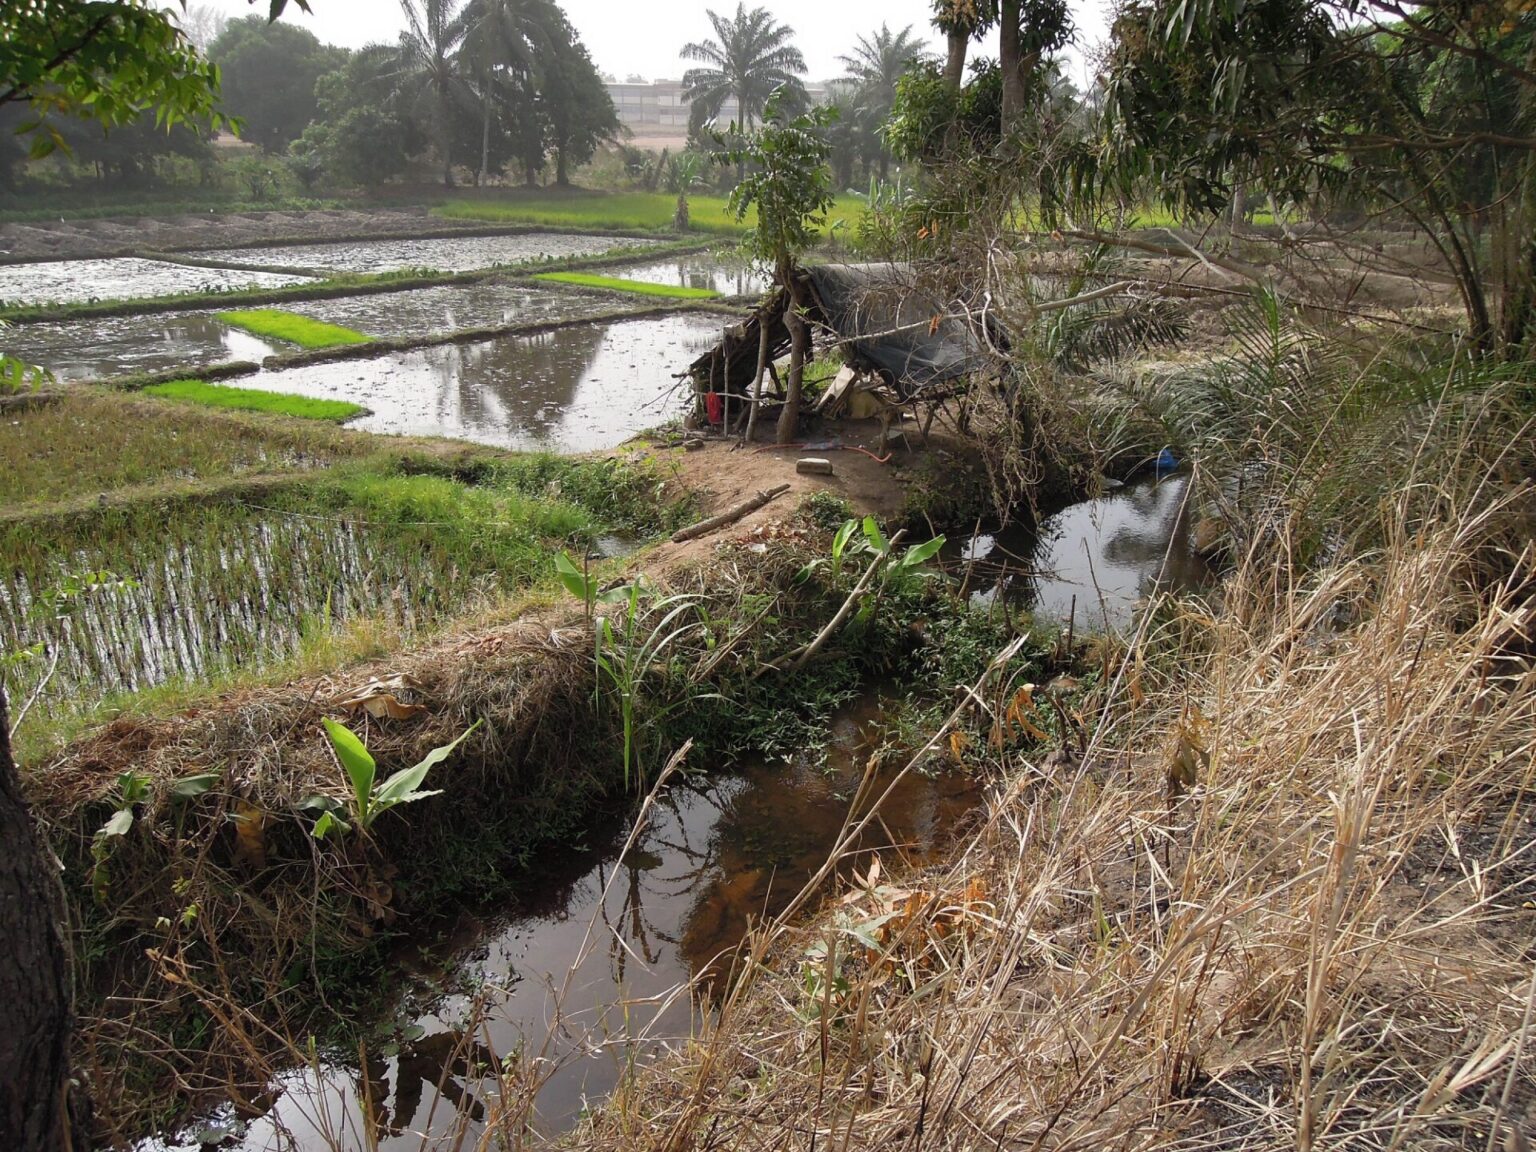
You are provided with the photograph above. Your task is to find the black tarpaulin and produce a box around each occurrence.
[804,263,1000,396]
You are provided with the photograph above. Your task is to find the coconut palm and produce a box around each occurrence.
[679,3,807,133]
[838,23,930,180]
[399,0,471,186]
[459,0,548,184]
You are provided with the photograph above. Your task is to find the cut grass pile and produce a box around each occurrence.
[217,307,372,348]
[0,391,362,510]
[436,192,867,237]
[532,271,721,299]
[143,378,366,422]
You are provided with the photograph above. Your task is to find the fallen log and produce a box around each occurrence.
[670,483,792,543]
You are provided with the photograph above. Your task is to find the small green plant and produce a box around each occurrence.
[308,717,481,839]
[90,769,217,903]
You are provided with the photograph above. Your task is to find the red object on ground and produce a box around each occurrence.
[705,392,724,425]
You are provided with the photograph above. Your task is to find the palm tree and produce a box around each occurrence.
[679,3,806,134]
[459,0,549,184]
[931,0,995,91]
[838,23,930,180]
[399,0,470,186]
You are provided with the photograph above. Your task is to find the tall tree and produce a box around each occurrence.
[208,15,343,150]
[997,0,1071,135]
[540,12,620,186]
[399,0,471,185]
[838,23,930,180]
[680,2,807,133]
[459,0,544,184]
[931,0,994,91]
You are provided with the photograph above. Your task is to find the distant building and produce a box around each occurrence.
[605,79,829,137]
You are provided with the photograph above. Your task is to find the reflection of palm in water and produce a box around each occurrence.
[425,323,608,434]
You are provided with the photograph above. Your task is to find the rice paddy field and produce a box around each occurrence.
[0,389,692,757]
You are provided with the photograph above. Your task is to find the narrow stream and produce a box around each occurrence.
[151,474,1212,1151]
[160,693,981,1151]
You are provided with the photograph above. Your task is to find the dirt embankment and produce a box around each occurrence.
[0,207,544,263]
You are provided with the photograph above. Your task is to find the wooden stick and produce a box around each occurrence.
[669,483,791,543]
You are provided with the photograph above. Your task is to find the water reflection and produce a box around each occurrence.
[294,283,618,339]
[249,312,722,452]
[0,257,313,306]
[602,255,770,297]
[186,696,980,1151]
[0,311,275,380]
[956,474,1209,630]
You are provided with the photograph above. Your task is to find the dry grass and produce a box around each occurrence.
[567,490,1536,1151]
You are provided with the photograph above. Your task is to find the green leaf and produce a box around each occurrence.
[832,519,859,563]
[861,516,888,553]
[170,772,219,800]
[312,810,347,840]
[371,719,482,811]
[899,536,946,569]
[322,717,376,813]
[554,551,591,602]
[98,808,134,840]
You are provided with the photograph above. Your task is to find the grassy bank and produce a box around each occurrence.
[143,378,366,420]
[436,192,868,237]
[216,308,372,348]
[533,270,721,299]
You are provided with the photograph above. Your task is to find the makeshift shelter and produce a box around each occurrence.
[684,263,1007,432]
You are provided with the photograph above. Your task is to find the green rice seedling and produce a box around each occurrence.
[531,271,721,299]
[142,379,366,421]
[216,308,372,348]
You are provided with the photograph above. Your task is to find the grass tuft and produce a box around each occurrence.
[532,271,721,299]
[217,308,372,348]
[143,379,367,421]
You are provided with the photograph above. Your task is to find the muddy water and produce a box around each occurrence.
[292,282,621,339]
[193,233,662,275]
[0,257,315,306]
[247,312,722,451]
[0,311,276,380]
[602,253,770,296]
[177,695,979,1152]
[953,473,1210,631]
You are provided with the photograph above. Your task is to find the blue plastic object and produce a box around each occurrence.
[1154,447,1179,473]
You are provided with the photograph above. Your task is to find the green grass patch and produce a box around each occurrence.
[435,192,867,238]
[0,391,366,510]
[143,378,366,422]
[217,308,372,349]
[532,271,721,299]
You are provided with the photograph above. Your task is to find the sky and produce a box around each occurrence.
[196,0,1112,88]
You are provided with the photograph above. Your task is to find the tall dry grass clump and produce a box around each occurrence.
[572,354,1536,1151]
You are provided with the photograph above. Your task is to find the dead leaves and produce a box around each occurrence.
[840,855,993,969]
[335,673,428,721]
[1166,706,1212,800]
[231,801,269,870]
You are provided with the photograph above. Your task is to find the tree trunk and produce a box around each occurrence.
[555,141,569,187]
[944,27,969,90]
[438,75,455,188]
[777,277,809,445]
[0,685,86,1151]
[479,92,492,186]
[1000,0,1025,137]
[743,303,772,445]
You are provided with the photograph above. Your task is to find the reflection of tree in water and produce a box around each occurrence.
[356,1029,499,1140]
[1098,477,1208,593]
[422,323,608,440]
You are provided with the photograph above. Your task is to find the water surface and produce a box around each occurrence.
[249,312,722,452]
[194,234,661,275]
[0,311,275,380]
[0,257,315,306]
[602,254,770,296]
[293,282,620,339]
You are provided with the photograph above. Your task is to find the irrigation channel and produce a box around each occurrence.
[148,474,1202,1152]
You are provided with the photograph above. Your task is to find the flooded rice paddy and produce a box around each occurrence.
[292,281,622,339]
[603,253,771,296]
[163,693,981,1151]
[952,472,1210,631]
[247,311,722,451]
[0,311,277,380]
[193,233,662,275]
[0,257,316,306]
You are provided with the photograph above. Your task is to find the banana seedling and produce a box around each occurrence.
[307,717,481,839]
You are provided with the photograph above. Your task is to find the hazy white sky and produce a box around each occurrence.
[197,0,1111,87]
